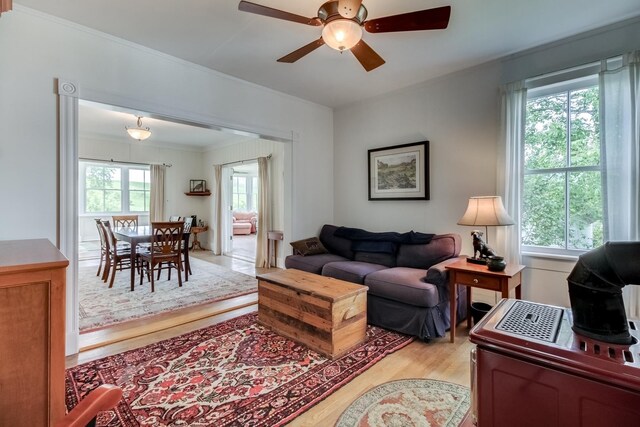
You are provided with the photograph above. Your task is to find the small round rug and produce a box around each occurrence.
[335,378,470,427]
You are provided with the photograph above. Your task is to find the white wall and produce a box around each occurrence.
[0,7,334,245]
[0,7,334,354]
[334,62,501,237]
[333,18,640,308]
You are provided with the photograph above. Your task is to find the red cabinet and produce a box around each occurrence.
[470,299,640,427]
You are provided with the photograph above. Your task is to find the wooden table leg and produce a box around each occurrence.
[183,235,190,282]
[450,277,457,343]
[130,243,136,292]
[467,285,472,329]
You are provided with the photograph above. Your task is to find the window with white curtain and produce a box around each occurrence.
[523,75,603,255]
[505,52,638,315]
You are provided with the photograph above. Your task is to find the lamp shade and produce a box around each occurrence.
[322,19,362,51]
[126,116,152,141]
[457,196,514,226]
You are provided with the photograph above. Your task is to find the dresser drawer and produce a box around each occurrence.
[455,271,501,291]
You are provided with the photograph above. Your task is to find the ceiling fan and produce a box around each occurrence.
[238,0,451,72]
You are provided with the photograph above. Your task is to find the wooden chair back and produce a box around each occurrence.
[101,220,117,251]
[94,218,107,251]
[151,221,184,255]
[112,215,138,229]
[183,216,194,233]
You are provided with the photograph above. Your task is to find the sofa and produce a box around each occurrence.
[232,211,257,235]
[285,224,467,340]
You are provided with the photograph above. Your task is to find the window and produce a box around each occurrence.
[232,174,259,212]
[85,164,122,212]
[80,161,150,215]
[522,76,603,254]
[128,168,151,212]
[232,176,248,211]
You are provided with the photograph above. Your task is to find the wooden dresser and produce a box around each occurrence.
[0,239,68,426]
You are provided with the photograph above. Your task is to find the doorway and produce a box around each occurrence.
[59,87,294,354]
[225,162,258,263]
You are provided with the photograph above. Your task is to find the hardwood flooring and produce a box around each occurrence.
[68,251,475,426]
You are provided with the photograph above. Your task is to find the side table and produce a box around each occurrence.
[445,259,525,343]
[189,226,208,251]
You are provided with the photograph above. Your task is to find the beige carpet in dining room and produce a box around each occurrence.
[78,257,257,332]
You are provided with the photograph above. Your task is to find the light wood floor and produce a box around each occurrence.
[68,251,475,426]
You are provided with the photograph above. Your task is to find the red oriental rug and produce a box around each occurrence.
[65,313,414,426]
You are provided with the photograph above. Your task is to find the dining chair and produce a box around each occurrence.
[102,220,134,289]
[94,218,109,280]
[183,216,194,276]
[157,216,193,281]
[138,221,184,292]
[112,215,138,229]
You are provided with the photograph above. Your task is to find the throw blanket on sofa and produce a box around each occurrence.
[334,226,435,253]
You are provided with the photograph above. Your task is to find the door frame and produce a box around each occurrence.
[57,78,294,355]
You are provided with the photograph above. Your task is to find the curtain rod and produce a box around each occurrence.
[217,153,271,167]
[80,157,172,167]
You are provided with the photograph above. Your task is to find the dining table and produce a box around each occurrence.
[113,226,191,291]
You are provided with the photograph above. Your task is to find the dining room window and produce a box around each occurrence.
[80,160,150,214]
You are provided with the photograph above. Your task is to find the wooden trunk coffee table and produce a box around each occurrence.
[256,269,368,359]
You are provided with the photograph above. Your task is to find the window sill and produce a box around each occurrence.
[521,251,579,262]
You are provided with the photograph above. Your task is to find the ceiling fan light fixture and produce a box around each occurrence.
[322,19,362,51]
[126,116,152,141]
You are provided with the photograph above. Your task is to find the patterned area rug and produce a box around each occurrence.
[65,313,414,426]
[335,378,470,427]
[79,258,257,331]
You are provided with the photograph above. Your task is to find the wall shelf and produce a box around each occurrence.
[185,191,211,196]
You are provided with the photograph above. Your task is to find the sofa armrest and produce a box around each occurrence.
[425,256,467,301]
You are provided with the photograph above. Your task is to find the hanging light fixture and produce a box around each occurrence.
[322,19,362,52]
[126,116,152,141]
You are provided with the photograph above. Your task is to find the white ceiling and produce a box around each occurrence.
[79,101,256,149]
[16,0,640,108]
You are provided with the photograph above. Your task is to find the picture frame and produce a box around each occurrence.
[368,141,429,201]
[189,179,207,193]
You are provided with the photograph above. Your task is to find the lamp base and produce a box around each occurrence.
[466,257,487,265]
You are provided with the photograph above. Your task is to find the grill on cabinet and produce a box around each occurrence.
[469,299,640,427]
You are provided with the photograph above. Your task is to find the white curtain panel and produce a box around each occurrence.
[496,81,527,265]
[600,51,640,317]
[149,164,165,222]
[221,166,233,255]
[212,165,223,255]
[255,157,270,268]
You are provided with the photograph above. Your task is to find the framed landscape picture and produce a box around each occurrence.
[368,141,429,201]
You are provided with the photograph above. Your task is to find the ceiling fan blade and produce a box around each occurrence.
[364,6,451,33]
[338,0,363,19]
[277,38,325,63]
[350,40,385,72]
[238,1,321,26]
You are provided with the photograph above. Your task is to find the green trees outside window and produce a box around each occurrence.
[82,162,150,215]
[523,84,603,251]
[232,175,259,212]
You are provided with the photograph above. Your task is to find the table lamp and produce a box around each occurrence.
[457,196,514,264]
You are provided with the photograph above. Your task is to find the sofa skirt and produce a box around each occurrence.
[367,285,468,341]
